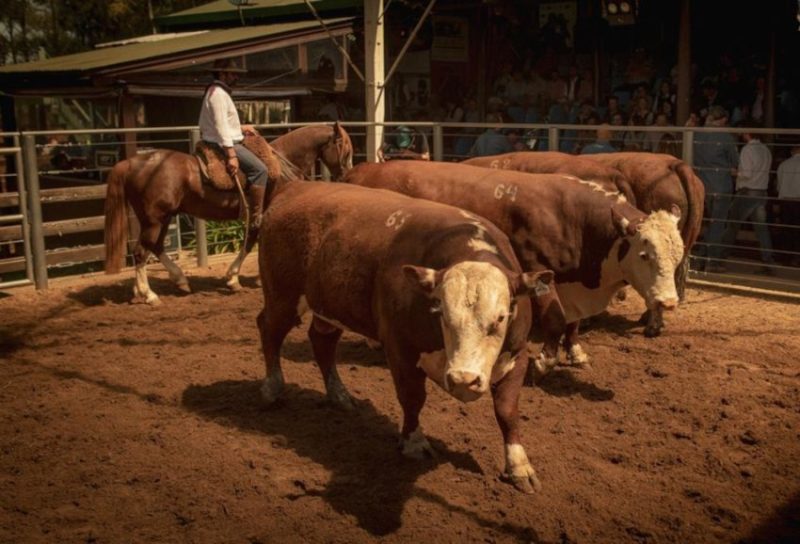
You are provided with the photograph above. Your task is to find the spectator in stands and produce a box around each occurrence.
[693,106,739,270]
[777,144,800,266]
[601,95,625,123]
[580,125,617,155]
[454,97,480,157]
[652,80,676,116]
[719,122,775,274]
[609,111,626,149]
[471,113,513,157]
[378,123,430,162]
[644,112,678,154]
[624,96,654,150]
[696,78,723,126]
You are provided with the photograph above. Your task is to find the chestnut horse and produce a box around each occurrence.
[104,122,354,304]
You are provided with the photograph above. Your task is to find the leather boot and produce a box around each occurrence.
[247,184,267,231]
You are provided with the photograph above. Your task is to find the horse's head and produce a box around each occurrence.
[319,121,354,181]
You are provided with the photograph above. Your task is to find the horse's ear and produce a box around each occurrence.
[333,121,343,142]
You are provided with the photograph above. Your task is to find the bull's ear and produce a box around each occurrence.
[515,269,555,297]
[403,265,438,296]
[669,204,681,223]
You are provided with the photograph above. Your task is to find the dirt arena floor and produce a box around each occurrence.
[1,256,798,544]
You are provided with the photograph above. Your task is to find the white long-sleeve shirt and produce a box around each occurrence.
[736,138,772,191]
[777,154,800,199]
[198,81,243,147]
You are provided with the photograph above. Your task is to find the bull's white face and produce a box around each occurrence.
[619,210,684,311]
[408,262,513,402]
[437,262,513,402]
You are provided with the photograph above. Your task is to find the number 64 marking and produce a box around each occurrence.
[494,184,518,202]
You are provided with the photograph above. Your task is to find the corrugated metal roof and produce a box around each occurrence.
[0,18,351,75]
[157,0,361,28]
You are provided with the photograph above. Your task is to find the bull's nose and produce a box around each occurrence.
[658,298,678,311]
[445,370,486,402]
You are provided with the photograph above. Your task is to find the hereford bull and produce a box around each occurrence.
[343,161,684,375]
[464,151,704,303]
[582,152,705,301]
[463,151,637,204]
[257,181,555,493]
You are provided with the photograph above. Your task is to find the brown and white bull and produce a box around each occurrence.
[582,152,705,301]
[257,181,556,493]
[464,151,704,306]
[343,161,684,376]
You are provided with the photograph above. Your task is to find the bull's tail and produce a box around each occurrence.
[103,160,130,274]
[672,161,706,299]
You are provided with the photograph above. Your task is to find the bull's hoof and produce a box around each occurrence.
[567,344,590,366]
[326,385,355,411]
[400,429,436,460]
[177,281,192,294]
[644,325,662,338]
[524,352,557,386]
[226,276,243,292]
[502,465,542,494]
[260,374,284,405]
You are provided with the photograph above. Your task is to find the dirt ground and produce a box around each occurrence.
[1,256,798,544]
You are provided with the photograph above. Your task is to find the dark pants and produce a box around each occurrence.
[722,189,774,263]
[780,199,800,263]
[234,144,268,187]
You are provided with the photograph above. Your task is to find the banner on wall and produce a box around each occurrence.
[431,16,468,62]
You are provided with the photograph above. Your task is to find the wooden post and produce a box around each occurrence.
[119,92,138,159]
[676,0,692,126]
[189,128,208,268]
[364,0,385,163]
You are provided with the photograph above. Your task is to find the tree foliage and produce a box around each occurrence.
[0,0,202,65]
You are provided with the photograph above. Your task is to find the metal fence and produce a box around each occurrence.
[0,122,798,294]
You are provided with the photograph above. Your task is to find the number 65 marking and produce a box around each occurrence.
[386,210,411,230]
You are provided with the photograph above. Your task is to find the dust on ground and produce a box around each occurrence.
[1,256,798,543]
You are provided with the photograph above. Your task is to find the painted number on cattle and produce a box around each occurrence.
[386,210,412,230]
[494,184,518,202]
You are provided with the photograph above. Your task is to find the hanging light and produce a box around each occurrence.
[603,0,638,26]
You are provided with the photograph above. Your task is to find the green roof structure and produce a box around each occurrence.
[156,0,362,31]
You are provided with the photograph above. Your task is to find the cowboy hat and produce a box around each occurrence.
[209,58,247,74]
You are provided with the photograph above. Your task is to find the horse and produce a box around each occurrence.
[103,122,354,305]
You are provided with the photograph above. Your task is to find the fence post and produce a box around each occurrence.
[13,135,35,285]
[548,127,560,152]
[433,125,444,161]
[682,129,694,166]
[189,128,208,268]
[21,134,47,289]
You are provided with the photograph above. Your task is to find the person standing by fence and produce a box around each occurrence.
[693,106,739,270]
[777,144,800,266]
[719,123,775,274]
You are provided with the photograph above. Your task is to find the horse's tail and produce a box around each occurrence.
[104,160,130,274]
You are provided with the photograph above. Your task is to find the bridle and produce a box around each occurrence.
[320,132,352,179]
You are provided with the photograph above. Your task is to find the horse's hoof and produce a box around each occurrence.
[400,430,436,460]
[177,282,191,294]
[146,295,161,306]
[226,277,242,292]
[260,375,284,405]
[644,325,662,338]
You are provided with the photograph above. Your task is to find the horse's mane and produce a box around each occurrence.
[270,146,302,182]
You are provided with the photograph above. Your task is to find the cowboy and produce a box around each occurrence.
[198,58,268,232]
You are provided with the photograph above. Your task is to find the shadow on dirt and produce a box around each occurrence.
[280,336,385,367]
[741,489,800,543]
[65,275,259,307]
[536,368,615,401]
[182,380,544,541]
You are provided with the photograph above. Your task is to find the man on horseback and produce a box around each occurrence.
[199,57,269,232]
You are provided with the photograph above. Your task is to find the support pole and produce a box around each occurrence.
[21,134,47,289]
[189,129,208,268]
[365,0,385,163]
[676,0,692,126]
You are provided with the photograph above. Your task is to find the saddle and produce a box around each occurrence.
[195,131,282,191]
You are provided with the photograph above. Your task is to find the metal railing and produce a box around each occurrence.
[0,122,798,294]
